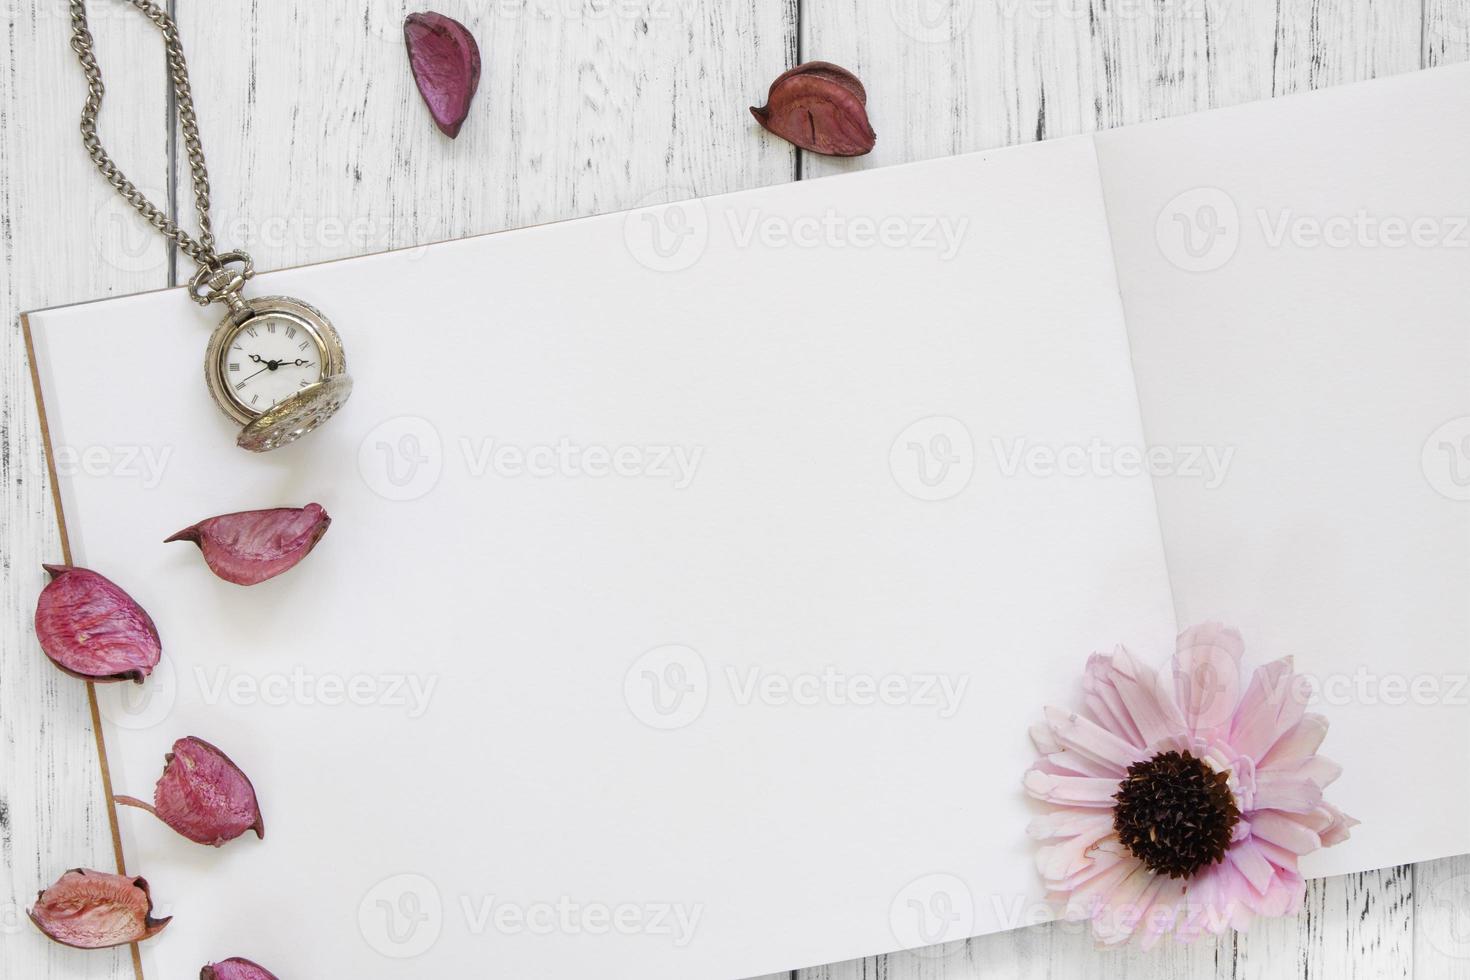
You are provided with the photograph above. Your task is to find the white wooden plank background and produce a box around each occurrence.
[1,1,1467,977]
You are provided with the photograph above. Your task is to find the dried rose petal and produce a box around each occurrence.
[201,958,280,980]
[116,737,264,846]
[750,62,876,157]
[29,869,171,949]
[405,12,481,138]
[167,503,331,586]
[34,565,161,683]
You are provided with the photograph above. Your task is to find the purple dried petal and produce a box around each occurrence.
[29,869,171,949]
[34,565,162,683]
[118,737,264,846]
[750,61,877,157]
[167,503,331,586]
[405,12,482,138]
[201,958,280,980]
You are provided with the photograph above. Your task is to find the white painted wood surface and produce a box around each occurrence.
[1,1,1466,977]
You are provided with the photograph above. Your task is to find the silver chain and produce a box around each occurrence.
[69,0,220,270]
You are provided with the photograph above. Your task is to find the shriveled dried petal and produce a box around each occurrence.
[117,737,264,846]
[29,869,171,949]
[201,958,280,980]
[405,12,481,138]
[750,62,876,157]
[34,565,161,683]
[167,503,331,586]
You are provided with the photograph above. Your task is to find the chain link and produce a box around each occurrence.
[69,0,219,270]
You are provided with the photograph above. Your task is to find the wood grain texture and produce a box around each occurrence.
[1,2,169,978]
[2,1,1467,978]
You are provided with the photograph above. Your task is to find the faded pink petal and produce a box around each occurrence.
[34,565,161,683]
[1027,625,1354,946]
[1041,706,1142,774]
[1229,657,1309,761]
[118,737,264,846]
[1172,622,1244,736]
[29,869,171,949]
[404,12,481,138]
[201,958,279,980]
[1022,770,1120,806]
[1259,713,1328,770]
[167,503,330,586]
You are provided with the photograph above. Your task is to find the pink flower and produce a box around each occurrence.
[1025,623,1356,947]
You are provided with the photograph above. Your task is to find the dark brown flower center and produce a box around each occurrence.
[1112,750,1240,880]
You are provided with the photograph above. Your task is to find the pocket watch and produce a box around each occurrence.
[69,0,353,453]
[195,256,353,452]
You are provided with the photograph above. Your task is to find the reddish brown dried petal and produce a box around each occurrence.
[167,503,331,586]
[405,12,482,138]
[201,958,280,980]
[34,565,161,683]
[750,62,876,157]
[118,737,264,846]
[29,869,171,949]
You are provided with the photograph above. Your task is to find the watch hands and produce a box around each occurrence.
[248,354,315,370]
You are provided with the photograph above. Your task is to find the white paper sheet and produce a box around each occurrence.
[1098,65,1470,874]
[24,64,1470,978]
[29,135,1177,977]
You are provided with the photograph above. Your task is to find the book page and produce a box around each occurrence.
[1097,64,1470,875]
[28,134,1174,977]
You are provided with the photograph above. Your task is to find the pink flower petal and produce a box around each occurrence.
[1043,706,1142,773]
[1292,754,1343,789]
[1027,807,1112,840]
[1023,770,1120,806]
[1316,802,1359,846]
[1137,876,1187,950]
[1251,771,1323,814]
[1042,748,1116,778]
[119,737,264,846]
[1034,816,1115,880]
[34,565,161,683]
[29,869,171,949]
[1172,621,1244,736]
[167,503,331,586]
[404,12,481,139]
[1082,650,1145,746]
[1259,713,1328,770]
[1229,656,1308,761]
[1225,839,1276,894]
[1058,854,1136,921]
[201,958,280,980]
[1104,647,1187,747]
[1249,811,1322,855]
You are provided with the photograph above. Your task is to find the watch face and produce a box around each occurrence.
[217,312,329,417]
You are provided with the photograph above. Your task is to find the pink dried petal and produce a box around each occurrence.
[405,12,481,138]
[750,62,877,157]
[118,737,264,846]
[29,869,171,949]
[167,503,331,586]
[34,565,161,683]
[201,958,280,980]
